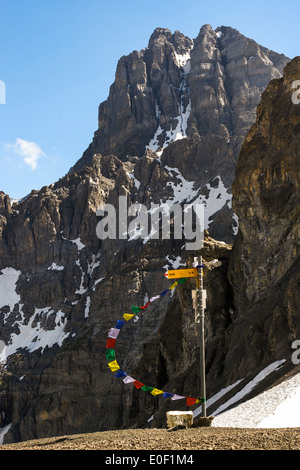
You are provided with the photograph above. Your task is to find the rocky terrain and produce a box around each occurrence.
[0,24,299,446]
[2,427,300,451]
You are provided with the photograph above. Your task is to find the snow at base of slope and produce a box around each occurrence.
[210,360,300,428]
[193,360,286,422]
[0,424,12,445]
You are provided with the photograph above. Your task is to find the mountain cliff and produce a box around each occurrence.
[0,26,297,444]
[71,24,288,242]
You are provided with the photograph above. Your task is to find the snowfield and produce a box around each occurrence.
[202,360,300,428]
[212,370,300,428]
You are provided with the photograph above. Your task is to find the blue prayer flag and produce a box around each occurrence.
[115,370,127,378]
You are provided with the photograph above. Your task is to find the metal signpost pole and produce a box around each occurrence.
[197,255,206,417]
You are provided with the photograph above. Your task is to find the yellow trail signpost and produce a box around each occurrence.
[165,268,199,279]
[165,258,207,418]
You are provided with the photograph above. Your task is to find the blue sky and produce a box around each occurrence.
[0,0,298,199]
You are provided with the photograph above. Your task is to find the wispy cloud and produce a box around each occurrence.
[5,138,46,170]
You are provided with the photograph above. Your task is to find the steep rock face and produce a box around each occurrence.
[226,56,300,380]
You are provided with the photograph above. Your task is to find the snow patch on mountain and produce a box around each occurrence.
[164,167,233,230]
[146,46,193,157]
[0,306,70,364]
[0,267,21,314]
[0,266,71,364]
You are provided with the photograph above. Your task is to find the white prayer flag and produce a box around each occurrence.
[123,376,135,384]
[171,394,185,401]
[108,328,120,339]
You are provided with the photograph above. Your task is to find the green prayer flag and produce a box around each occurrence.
[105,348,116,361]
[131,305,142,314]
[141,385,154,392]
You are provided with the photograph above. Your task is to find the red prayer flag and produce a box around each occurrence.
[106,338,116,349]
[141,302,151,310]
[186,397,197,406]
[133,380,144,389]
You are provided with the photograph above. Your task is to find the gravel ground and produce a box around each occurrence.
[1,427,300,451]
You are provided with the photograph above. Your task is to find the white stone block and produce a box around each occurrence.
[166,411,193,429]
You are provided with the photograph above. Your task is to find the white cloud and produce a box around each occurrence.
[6,138,46,170]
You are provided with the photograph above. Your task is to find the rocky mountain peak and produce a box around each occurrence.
[73,24,288,173]
[148,27,193,51]
[70,25,289,242]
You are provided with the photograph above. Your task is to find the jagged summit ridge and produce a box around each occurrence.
[72,24,288,171]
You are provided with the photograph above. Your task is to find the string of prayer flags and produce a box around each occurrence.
[105,272,206,406]
[129,278,186,315]
[186,397,206,406]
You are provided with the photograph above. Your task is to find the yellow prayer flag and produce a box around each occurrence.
[169,281,178,290]
[123,313,135,321]
[108,360,120,372]
[151,388,164,396]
